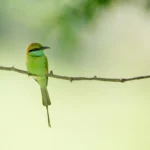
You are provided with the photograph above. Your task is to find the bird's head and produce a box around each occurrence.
[27,43,50,56]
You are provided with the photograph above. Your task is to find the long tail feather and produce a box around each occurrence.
[46,106,51,127]
[41,88,51,127]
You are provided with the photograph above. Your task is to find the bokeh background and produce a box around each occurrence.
[0,0,150,149]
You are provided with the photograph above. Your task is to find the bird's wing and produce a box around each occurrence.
[45,55,49,86]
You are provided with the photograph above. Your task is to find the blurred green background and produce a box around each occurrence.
[0,0,150,150]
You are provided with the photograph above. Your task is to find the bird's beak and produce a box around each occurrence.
[42,46,50,50]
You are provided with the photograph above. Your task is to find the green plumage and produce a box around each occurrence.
[26,47,51,127]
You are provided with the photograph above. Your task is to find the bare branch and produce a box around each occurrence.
[0,66,150,83]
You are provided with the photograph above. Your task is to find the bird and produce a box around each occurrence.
[26,42,51,127]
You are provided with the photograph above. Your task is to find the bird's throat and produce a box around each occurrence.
[29,50,44,57]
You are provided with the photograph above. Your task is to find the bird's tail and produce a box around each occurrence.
[40,88,51,127]
[40,88,51,106]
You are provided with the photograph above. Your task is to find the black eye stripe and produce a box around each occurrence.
[29,48,41,52]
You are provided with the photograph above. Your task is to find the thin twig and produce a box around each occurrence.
[0,66,150,83]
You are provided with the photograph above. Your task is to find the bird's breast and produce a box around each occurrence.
[26,55,47,76]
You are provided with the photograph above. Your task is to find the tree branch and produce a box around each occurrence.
[0,66,150,83]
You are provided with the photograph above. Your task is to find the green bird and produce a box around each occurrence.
[26,43,51,127]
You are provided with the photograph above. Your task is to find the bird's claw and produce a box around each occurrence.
[50,70,53,75]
